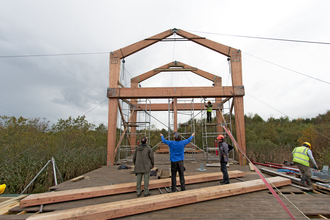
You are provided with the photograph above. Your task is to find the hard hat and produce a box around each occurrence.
[216,135,224,140]
[303,142,311,149]
[0,184,6,194]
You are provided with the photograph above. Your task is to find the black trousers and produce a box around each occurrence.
[171,160,185,191]
[221,162,230,184]
[207,112,212,123]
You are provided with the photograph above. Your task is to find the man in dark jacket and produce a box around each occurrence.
[133,137,154,197]
[217,135,234,184]
[160,131,195,192]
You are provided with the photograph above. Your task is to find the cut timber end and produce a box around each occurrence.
[20,171,244,207]
[26,177,291,220]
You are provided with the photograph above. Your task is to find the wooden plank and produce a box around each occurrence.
[0,201,20,215]
[259,168,301,184]
[249,162,255,171]
[26,177,291,220]
[107,86,245,99]
[0,195,27,209]
[70,176,85,182]
[20,171,244,207]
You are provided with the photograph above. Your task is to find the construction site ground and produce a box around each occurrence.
[1,152,330,220]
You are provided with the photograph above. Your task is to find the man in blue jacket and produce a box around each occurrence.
[160,131,195,192]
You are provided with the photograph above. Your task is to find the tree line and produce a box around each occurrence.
[1,111,329,194]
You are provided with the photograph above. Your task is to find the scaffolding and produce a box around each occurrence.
[116,98,151,163]
[169,98,198,161]
[201,98,234,163]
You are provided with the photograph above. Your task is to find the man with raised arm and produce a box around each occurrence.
[160,132,195,192]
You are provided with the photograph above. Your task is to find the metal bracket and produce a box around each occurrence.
[107,88,117,97]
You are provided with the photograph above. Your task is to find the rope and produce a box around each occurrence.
[223,126,309,220]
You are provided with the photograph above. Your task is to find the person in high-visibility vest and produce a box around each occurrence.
[205,101,213,123]
[292,142,319,187]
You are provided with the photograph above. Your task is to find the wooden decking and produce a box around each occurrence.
[1,153,330,220]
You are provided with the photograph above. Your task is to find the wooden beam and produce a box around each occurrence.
[107,55,121,166]
[108,86,244,99]
[173,97,177,131]
[221,97,231,104]
[154,68,197,71]
[230,49,246,166]
[134,103,206,111]
[114,110,135,156]
[117,101,127,129]
[26,177,291,220]
[20,171,244,207]
[113,29,174,59]
[131,61,217,83]
[176,29,233,57]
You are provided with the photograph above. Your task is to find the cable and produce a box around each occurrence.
[3,29,330,59]
[188,30,330,46]
[246,92,290,119]
[83,98,108,116]
[0,52,109,59]
[244,52,330,85]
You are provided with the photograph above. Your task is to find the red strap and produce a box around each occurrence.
[222,126,296,220]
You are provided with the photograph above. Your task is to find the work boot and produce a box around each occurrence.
[137,192,141,197]
[144,192,151,197]
[306,177,312,186]
[299,180,309,187]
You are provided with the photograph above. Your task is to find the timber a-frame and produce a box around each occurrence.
[107,28,246,166]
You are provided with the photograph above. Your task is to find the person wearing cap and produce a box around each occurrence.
[292,142,318,187]
[217,135,234,184]
[160,131,195,192]
[204,101,213,123]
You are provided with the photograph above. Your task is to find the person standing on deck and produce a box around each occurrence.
[217,135,234,184]
[160,132,195,192]
[133,137,154,197]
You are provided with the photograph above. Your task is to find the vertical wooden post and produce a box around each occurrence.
[130,79,138,146]
[230,50,247,165]
[214,76,223,134]
[173,97,177,132]
[107,52,121,166]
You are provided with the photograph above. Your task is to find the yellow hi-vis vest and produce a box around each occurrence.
[207,105,213,112]
[292,146,310,167]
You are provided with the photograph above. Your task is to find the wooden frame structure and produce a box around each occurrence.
[107,28,246,165]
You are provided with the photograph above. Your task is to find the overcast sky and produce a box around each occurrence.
[1,0,330,130]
